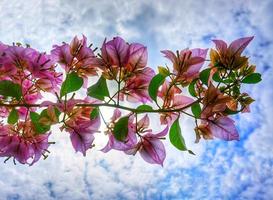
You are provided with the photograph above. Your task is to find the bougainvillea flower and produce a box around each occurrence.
[122,115,168,166]
[0,102,9,118]
[158,81,194,125]
[194,123,213,143]
[195,115,239,142]
[161,95,194,125]
[201,83,232,119]
[161,48,208,84]
[59,105,101,156]
[0,44,62,96]
[101,128,137,153]
[27,50,63,93]
[158,81,182,104]
[0,122,51,165]
[210,36,253,70]
[100,37,148,75]
[51,43,73,71]
[51,35,98,87]
[120,67,155,103]
[22,79,43,104]
[98,37,155,103]
[68,117,100,156]
[101,109,137,153]
[138,126,168,166]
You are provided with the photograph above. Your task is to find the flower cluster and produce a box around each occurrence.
[0,35,260,166]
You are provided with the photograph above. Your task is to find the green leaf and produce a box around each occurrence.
[60,72,83,97]
[136,105,153,113]
[148,73,166,102]
[113,116,129,141]
[0,80,22,100]
[212,71,222,82]
[188,79,197,97]
[30,111,40,121]
[87,76,110,101]
[30,112,50,134]
[242,73,262,84]
[7,109,19,124]
[191,103,201,118]
[199,68,211,85]
[222,78,233,84]
[90,107,99,119]
[169,119,187,151]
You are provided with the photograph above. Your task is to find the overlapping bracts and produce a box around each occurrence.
[0,36,259,166]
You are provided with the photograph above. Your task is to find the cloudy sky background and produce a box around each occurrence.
[0,0,273,199]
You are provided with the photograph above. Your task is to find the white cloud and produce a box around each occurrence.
[0,0,272,199]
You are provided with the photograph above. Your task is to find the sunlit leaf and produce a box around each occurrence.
[87,76,110,101]
[113,116,129,141]
[0,80,22,100]
[242,73,262,84]
[7,109,19,124]
[169,118,187,151]
[148,73,166,102]
[60,72,83,97]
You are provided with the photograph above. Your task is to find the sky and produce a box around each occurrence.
[0,0,273,199]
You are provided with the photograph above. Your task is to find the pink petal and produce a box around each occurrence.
[30,133,50,165]
[128,43,147,70]
[212,39,228,53]
[152,126,169,138]
[140,138,166,166]
[14,140,31,164]
[137,114,150,130]
[190,48,208,58]
[105,37,129,66]
[111,109,122,121]
[70,130,95,156]
[69,117,100,156]
[161,50,177,64]
[209,116,239,141]
[173,95,194,109]
[228,36,254,55]
[51,44,73,71]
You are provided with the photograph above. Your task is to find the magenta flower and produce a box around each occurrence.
[161,48,208,84]
[99,37,154,103]
[210,36,254,69]
[158,81,194,125]
[51,35,98,87]
[68,117,100,156]
[137,122,168,166]
[0,123,51,165]
[121,67,155,103]
[124,115,168,166]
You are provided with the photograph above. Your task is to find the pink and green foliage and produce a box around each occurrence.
[0,36,261,166]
